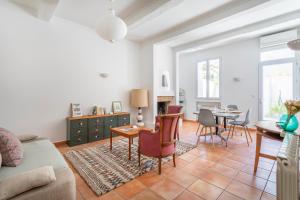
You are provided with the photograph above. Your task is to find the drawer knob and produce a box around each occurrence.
[80,122,83,126]
[77,130,81,133]
[110,119,113,122]
[77,138,81,141]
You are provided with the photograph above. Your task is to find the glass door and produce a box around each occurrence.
[260,62,294,120]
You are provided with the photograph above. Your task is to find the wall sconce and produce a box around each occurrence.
[99,73,109,78]
[233,77,240,82]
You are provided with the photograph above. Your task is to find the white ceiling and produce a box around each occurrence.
[10,0,300,48]
[127,0,232,41]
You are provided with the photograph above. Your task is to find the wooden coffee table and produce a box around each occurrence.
[110,125,151,160]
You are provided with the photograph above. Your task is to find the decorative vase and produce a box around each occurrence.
[279,114,299,132]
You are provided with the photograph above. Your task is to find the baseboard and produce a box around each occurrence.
[54,140,66,147]
[183,119,197,122]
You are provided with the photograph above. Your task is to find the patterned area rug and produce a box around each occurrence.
[65,138,195,196]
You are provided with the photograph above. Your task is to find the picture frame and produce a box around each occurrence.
[112,101,122,113]
[71,103,82,117]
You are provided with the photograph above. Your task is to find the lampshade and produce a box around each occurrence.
[96,9,127,43]
[130,89,148,108]
[287,39,300,51]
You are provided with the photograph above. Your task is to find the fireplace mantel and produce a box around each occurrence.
[157,96,174,102]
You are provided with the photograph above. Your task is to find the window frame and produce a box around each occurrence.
[196,57,221,100]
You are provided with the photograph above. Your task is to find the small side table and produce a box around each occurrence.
[110,125,151,160]
[254,121,283,173]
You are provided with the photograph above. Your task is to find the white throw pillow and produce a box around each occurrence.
[0,166,56,200]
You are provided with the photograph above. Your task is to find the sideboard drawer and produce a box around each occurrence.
[104,116,117,138]
[69,133,87,146]
[88,118,104,142]
[118,114,130,126]
[68,119,88,146]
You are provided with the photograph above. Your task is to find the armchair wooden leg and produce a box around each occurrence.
[173,153,176,167]
[158,157,162,175]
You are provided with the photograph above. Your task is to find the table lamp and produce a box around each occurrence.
[130,89,148,127]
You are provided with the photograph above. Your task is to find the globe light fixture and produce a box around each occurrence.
[96,1,127,43]
[287,39,300,51]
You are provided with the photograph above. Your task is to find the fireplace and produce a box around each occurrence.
[157,96,174,115]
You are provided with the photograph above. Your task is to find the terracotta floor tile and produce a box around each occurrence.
[268,172,276,182]
[261,192,276,200]
[166,168,198,188]
[130,189,164,200]
[150,178,185,200]
[226,180,262,200]
[115,180,146,200]
[241,165,271,179]
[218,158,245,170]
[57,121,280,200]
[76,190,84,200]
[200,171,232,189]
[210,163,238,178]
[199,152,222,162]
[187,148,204,157]
[170,158,190,169]
[137,171,165,187]
[265,181,276,196]
[179,153,198,162]
[175,190,204,200]
[188,179,223,200]
[258,161,274,171]
[234,171,267,190]
[192,158,216,168]
[96,191,124,200]
[217,191,243,200]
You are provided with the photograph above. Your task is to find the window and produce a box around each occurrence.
[197,58,220,99]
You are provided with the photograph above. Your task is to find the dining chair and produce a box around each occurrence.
[227,109,252,146]
[226,105,239,122]
[227,105,238,110]
[138,114,180,174]
[195,109,218,146]
[155,105,182,140]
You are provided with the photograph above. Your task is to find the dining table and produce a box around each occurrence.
[193,109,242,143]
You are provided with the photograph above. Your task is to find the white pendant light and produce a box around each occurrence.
[287,39,300,51]
[96,0,127,43]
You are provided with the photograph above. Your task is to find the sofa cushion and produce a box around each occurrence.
[17,134,38,142]
[0,139,68,180]
[0,166,56,200]
[0,128,23,167]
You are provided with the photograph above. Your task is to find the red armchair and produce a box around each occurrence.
[138,114,180,174]
[155,105,182,140]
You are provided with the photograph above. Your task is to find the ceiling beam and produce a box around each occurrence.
[174,10,300,54]
[12,0,59,21]
[125,0,184,30]
[144,0,271,44]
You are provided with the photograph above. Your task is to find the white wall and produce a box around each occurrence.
[0,1,141,142]
[155,45,175,96]
[179,39,260,123]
